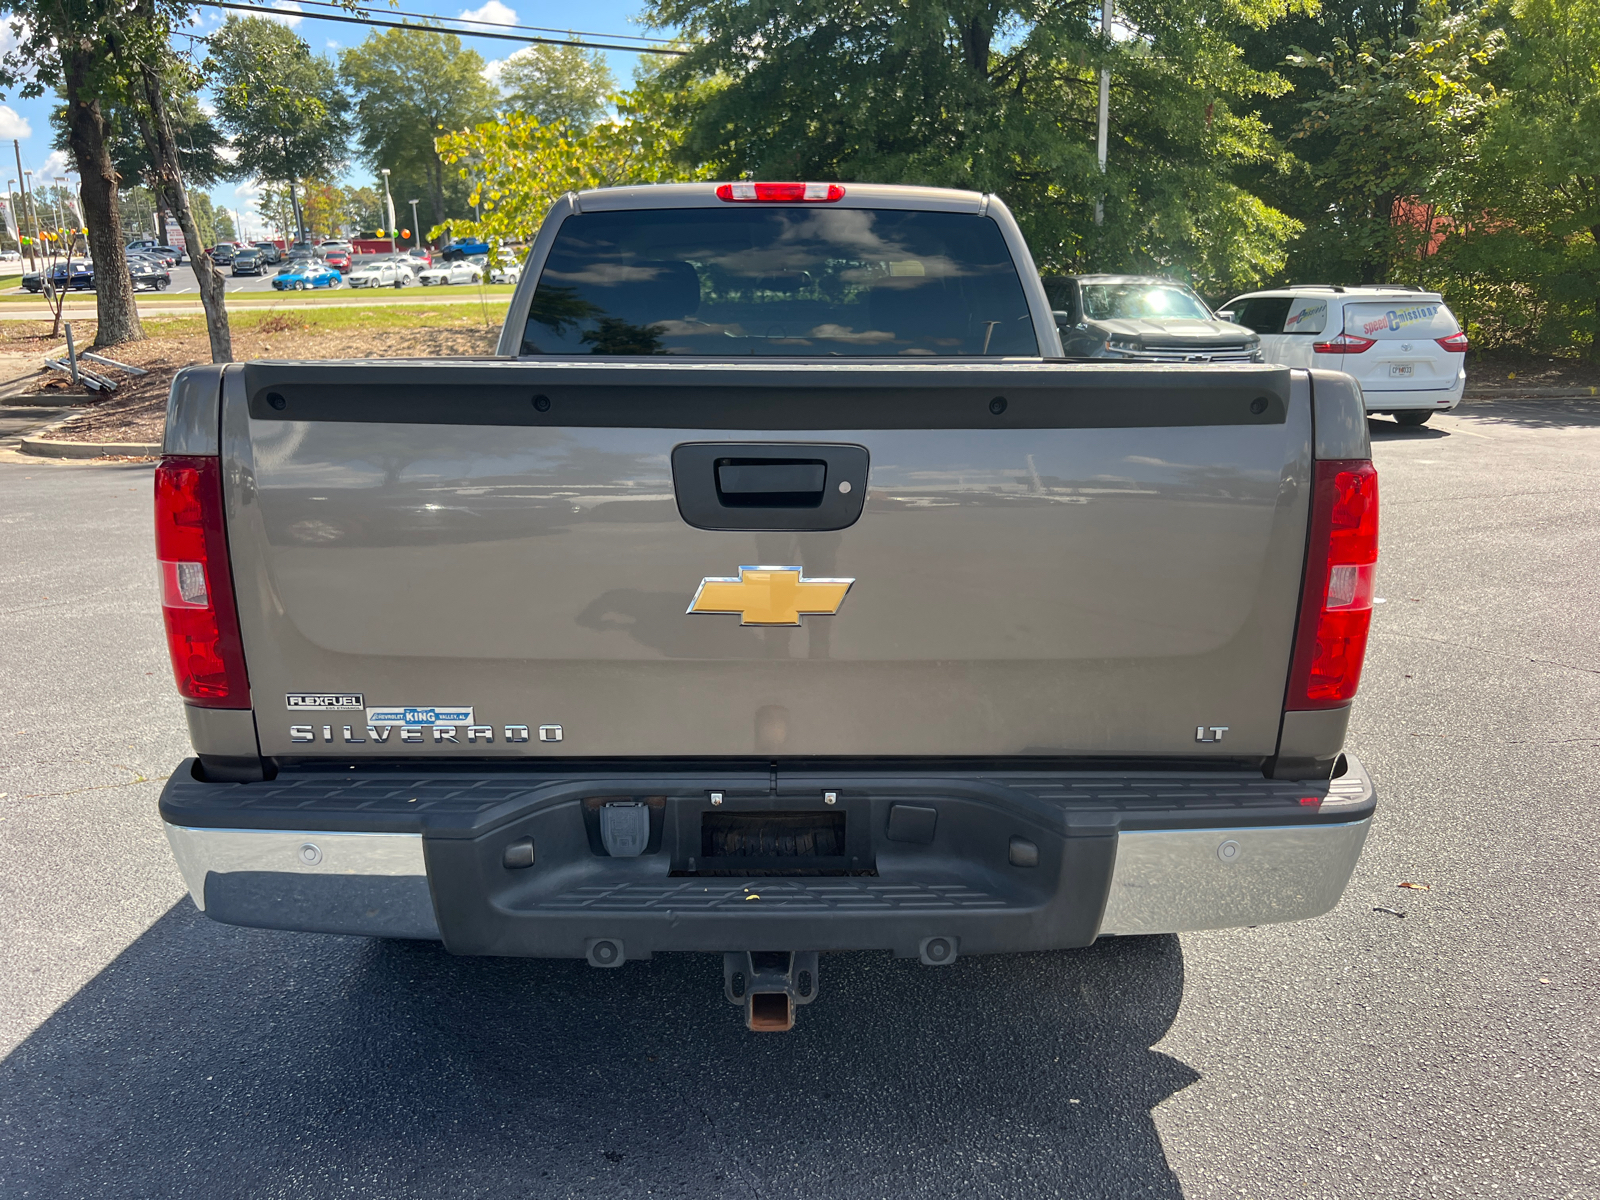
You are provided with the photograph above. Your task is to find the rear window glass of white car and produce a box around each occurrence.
[1227,296,1328,334]
[1344,300,1459,340]
[523,208,1038,357]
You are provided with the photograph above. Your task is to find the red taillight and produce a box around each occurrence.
[1286,460,1378,709]
[155,456,250,707]
[1312,334,1377,354]
[1436,331,1469,352]
[715,182,846,203]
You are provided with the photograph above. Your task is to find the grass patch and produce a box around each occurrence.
[140,303,510,338]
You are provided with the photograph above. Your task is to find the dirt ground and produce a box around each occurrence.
[1466,352,1600,389]
[6,314,500,446]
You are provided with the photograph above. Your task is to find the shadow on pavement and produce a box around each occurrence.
[1368,416,1451,441]
[1453,395,1600,429]
[0,903,1196,1198]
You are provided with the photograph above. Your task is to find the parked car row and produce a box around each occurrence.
[18,251,172,293]
[1040,273,1466,426]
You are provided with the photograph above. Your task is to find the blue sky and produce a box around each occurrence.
[0,0,660,241]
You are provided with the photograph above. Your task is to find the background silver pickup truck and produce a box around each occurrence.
[155,182,1378,1031]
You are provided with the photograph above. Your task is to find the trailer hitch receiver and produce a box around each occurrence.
[723,951,819,1032]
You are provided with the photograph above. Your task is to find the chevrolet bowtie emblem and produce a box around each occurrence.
[687,565,854,626]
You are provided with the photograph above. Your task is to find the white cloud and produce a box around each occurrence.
[459,1,517,26]
[326,38,340,48]
[0,105,31,140]
[37,149,71,181]
[481,44,532,86]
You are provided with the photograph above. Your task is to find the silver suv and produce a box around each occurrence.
[1221,285,1467,425]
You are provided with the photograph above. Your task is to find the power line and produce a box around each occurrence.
[189,0,690,53]
[286,0,682,45]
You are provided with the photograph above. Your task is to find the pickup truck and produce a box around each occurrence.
[155,182,1379,1032]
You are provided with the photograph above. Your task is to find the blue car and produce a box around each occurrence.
[271,263,342,291]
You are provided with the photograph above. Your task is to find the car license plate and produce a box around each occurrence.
[1389,363,1414,378]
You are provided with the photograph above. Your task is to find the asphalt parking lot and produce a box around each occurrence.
[0,398,1596,1199]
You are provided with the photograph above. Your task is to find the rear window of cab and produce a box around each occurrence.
[522,207,1038,358]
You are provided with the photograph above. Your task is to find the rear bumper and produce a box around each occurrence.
[160,756,1376,958]
[1361,369,1465,411]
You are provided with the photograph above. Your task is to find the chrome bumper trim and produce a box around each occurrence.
[1097,817,1372,935]
[163,823,438,939]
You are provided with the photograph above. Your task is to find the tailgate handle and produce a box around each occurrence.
[672,442,870,532]
[715,459,826,508]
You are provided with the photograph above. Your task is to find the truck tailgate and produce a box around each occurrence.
[224,361,1310,760]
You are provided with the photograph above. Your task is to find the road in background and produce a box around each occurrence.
[0,398,1595,1198]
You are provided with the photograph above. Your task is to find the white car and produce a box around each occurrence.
[490,261,522,285]
[1219,286,1467,426]
[346,259,414,288]
[418,258,483,286]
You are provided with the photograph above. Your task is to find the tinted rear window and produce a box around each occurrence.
[523,207,1038,357]
[1229,296,1328,334]
[1344,300,1458,339]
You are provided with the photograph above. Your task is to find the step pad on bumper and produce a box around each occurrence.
[530,879,1009,912]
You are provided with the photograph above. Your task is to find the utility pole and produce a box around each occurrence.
[409,198,420,253]
[1095,0,1112,227]
[381,168,397,249]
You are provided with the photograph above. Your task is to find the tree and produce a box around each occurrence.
[497,43,615,131]
[644,0,1306,295]
[300,179,344,237]
[432,109,711,258]
[340,28,497,230]
[209,16,352,243]
[344,184,383,233]
[256,184,296,243]
[1416,0,1600,355]
[0,0,147,345]
[189,191,237,245]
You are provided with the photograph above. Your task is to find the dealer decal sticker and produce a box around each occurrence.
[366,706,474,726]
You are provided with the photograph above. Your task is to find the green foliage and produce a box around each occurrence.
[643,0,1307,294]
[1419,0,1600,353]
[340,28,498,228]
[51,81,236,195]
[431,108,713,261]
[209,17,352,190]
[497,44,616,131]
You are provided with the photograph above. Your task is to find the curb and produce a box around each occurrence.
[19,434,161,459]
[13,411,160,459]
[1464,387,1600,400]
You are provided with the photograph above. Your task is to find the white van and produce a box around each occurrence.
[1220,286,1467,425]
